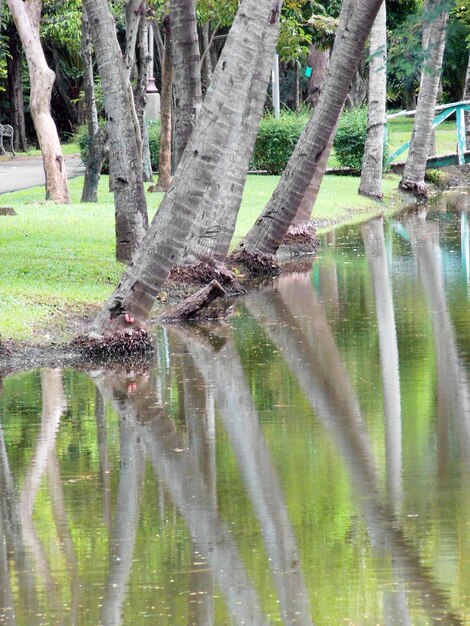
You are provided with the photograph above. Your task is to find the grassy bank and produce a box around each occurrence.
[0,171,400,342]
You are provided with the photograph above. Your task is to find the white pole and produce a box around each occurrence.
[272,53,280,118]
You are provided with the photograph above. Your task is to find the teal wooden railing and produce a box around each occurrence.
[386,100,470,167]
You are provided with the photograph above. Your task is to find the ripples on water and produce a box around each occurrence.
[2,194,470,625]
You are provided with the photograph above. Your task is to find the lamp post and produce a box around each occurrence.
[146,25,160,120]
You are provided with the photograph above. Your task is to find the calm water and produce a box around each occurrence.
[2,195,470,625]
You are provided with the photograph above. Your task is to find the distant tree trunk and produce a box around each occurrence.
[7,28,27,152]
[464,52,470,149]
[80,7,104,203]
[231,0,382,270]
[292,61,300,112]
[51,44,79,128]
[82,0,148,262]
[86,0,283,338]
[155,15,173,192]
[7,0,70,203]
[359,1,387,200]
[306,46,329,107]
[199,23,213,95]
[170,0,202,167]
[134,15,153,182]
[399,0,448,197]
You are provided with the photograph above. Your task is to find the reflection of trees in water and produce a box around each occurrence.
[97,369,269,626]
[0,369,80,625]
[245,266,463,625]
[179,329,314,626]
[406,210,470,468]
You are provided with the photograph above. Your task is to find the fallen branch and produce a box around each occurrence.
[157,279,228,323]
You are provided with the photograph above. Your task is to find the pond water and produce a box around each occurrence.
[2,194,470,625]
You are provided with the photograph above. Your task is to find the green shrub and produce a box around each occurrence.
[250,112,308,175]
[74,119,161,174]
[333,107,368,173]
[147,120,161,169]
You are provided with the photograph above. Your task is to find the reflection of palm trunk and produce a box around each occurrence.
[98,409,144,626]
[362,217,402,512]
[97,372,268,626]
[407,214,470,466]
[184,333,314,626]
[245,275,463,625]
[0,507,16,626]
[0,421,37,618]
[47,451,81,626]
[19,369,66,604]
[95,388,112,530]
[175,349,216,625]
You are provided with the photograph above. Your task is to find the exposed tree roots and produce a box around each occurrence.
[72,329,154,363]
[228,249,280,277]
[277,223,320,260]
[0,207,17,216]
[167,261,246,295]
[399,179,428,199]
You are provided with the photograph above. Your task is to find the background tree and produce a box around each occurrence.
[359,1,387,200]
[82,0,148,262]
[400,0,450,197]
[171,0,202,167]
[6,0,70,203]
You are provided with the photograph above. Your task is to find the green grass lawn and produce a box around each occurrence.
[0,170,402,341]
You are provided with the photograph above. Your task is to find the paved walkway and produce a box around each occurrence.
[0,155,85,194]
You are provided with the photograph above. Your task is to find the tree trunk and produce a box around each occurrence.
[155,16,173,192]
[359,1,387,200]
[306,45,329,108]
[399,1,448,197]
[51,44,79,128]
[7,0,70,203]
[170,0,202,167]
[86,0,283,338]
[7,27,27,152]
[134,15,153,182]
[80,6,104,203]
[464,52,470,149]
[231,0,382,267]
[292,61,300,112]
[199,23,213,95]
[83,0,148,262]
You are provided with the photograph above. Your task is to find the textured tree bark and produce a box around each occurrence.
[359,1,387,200]
[292,61,300,112]
[170,0,202,167]
[155,16,173,192]
[399,0,448,197]
[7,0,70,203]
[51,44,79,128]
[232,0,382,267]
[134,16,153,182]
[306,45,329,107]
[87,0,283,338]
[83,0,148,262]
[7,28,27,152]
[199,23,213,95]
[80,7,104,203]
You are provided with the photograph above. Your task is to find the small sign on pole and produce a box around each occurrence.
[305,66,313,78]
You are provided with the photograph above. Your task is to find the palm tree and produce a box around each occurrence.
[359,1,387,199]
[85,0,283,339]
[230,0,384,274]
[399,0,449,197]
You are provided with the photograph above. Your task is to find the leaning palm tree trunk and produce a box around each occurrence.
[399,0,449,197]
[86,0,283,339]
[359,1,387,199]
[230,0,383,272]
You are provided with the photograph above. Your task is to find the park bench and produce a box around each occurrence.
[0,124,15,156]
